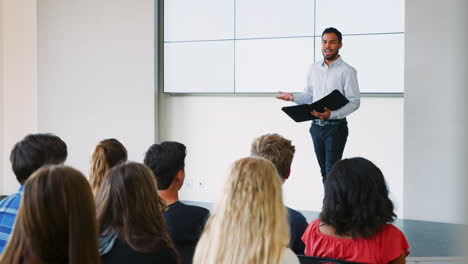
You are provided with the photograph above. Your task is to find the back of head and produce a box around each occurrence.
[0,165,99,264]
[10,133,67,184]
[320,157,396,238]
[144,141,186,190]
[250,133,295,180]
[89,138,127,194]
[193,157,289,264]
[95,162,175,254]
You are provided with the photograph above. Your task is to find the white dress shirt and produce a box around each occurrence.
[293,56,360,120]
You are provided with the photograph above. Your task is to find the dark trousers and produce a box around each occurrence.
[309,121,348,184]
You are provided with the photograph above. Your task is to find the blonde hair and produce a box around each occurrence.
[0,165,100,264]
[193,157,289,264]
[251,133,295,179]
[89,138,127,194]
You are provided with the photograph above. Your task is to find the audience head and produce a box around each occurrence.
[250,133,295,181]
[0,165,99,264]
[144,141,186,190]
[10,133,67,184]
[95,161,176,255]
[320,157,396,238]
[89,138,127,194]
[193,157,289,264]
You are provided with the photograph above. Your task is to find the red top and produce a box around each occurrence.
[302,219,410,264]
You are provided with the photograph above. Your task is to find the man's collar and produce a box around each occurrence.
[321,56,343,68]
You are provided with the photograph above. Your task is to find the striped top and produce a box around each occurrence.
[0,185,24,253]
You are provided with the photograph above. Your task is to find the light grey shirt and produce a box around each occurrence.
[293,56,360,120]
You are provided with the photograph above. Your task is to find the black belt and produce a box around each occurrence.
[312,118,346,126]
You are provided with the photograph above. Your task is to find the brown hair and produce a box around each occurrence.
[89,138,127,194]
[250,133,295,179]
[0,165,100,264]
[95,162,178,259]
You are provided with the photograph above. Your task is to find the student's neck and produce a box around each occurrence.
[158,189,179,205]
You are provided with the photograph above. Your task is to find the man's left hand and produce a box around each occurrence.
[311,107,331,120]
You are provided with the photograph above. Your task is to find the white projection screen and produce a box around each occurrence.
[162,0,405,94]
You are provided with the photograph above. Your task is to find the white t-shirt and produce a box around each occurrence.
[282,248,300,264]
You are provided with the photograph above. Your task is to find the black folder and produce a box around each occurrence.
[281,90,349,122]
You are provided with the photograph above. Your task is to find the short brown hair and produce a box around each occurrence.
[250,134,295,179]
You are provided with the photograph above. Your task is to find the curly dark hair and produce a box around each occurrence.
[320,157,396,238]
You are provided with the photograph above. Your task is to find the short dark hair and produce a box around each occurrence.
[10,134,68,184]
[320,157,396,238]
[322,27,342,43]
[143,141,186,190]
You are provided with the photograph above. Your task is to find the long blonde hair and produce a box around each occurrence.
[193,157,290,264]
[0,165,100,264]
[89,138,127,194]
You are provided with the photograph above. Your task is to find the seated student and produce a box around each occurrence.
[193,157,299,264]
[89,138,127,194]
[0,165,100,264]
[251,133,309,254]
[0,133,67,253]
[144,142,209,264]
[96,162,178,264]
[302,157,410,264]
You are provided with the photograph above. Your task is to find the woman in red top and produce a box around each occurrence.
[302,157,409,264]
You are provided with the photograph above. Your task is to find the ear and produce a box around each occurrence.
[175,170,185,185]
[338,42,343,49]
[284,168,291,180]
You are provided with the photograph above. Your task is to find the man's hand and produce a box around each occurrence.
[276,91,294,101]
[312,107,331,120]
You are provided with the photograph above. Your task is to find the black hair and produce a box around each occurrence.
[320,157,396,238]
[322,27,343,43]
[143,141,186,190]
[10,133,68,184]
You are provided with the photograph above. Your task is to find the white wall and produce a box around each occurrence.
[0,0,4,194]
[0,0,38,194]
[404,0,468,224]
[36,0,156,178]
[160,94,404,216]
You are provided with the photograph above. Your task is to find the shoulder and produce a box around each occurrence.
[377,224,410,261]
[0,193,22,212]
[103,239,177,264]
[165,202,209,221]
[281,248,300,264]
[178,202,209,216]
[286,207,308,225]
[339,59,357,74]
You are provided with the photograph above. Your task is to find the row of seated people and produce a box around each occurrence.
[0,133,409,264]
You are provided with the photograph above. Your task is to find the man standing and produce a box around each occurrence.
[277,27,360,184]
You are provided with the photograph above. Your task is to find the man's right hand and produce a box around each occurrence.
[276,91,294,101]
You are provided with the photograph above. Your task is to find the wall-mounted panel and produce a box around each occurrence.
[164,41,234,93]
[315,34,404,93]
[164,0,234,41]
[236,0,314,39]
[315,0,405,35]
[235,38,314,93]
